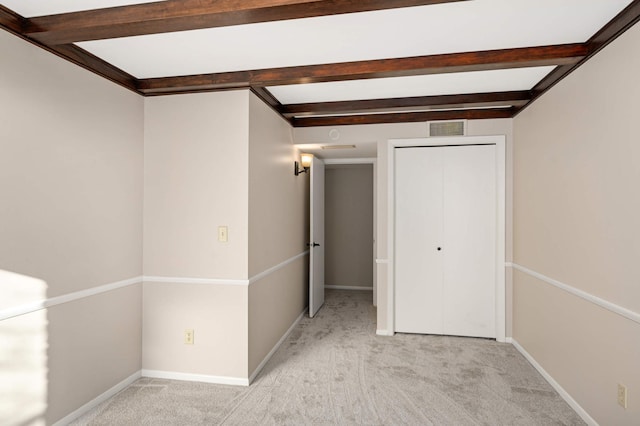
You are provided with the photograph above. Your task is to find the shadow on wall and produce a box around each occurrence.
[0,270,48,425]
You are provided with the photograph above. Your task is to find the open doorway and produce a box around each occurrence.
[324,163,375,304]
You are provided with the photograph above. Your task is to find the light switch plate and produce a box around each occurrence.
[218,226,228,242]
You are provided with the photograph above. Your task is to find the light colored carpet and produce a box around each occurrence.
[72,290,584,425]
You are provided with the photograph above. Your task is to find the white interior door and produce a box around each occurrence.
[394,145,496,338]
[395,148,444,334]
[442,145,496,338]
[309,157,325,318]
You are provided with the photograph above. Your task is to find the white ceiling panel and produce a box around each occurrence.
[268,67,556,104]
[0,0,160,17]
[76,0,632,79]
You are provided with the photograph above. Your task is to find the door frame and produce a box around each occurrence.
[323,157,377,306]
[386,136,506,342]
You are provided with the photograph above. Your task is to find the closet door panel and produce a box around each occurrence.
[442,145,496,338]
[395,147,444,334]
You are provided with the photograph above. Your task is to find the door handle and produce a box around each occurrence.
[306,242,320,247]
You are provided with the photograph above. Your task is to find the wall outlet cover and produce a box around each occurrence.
[184,329,194,345]
[618,383,628,409]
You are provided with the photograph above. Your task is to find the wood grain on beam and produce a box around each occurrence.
[291,108,515,127]
[25,0,466,45]
[520,0,640,114]
[138,44,587,94]
[587,0,640,56]
[0,5,25,35]
[280,91,531,117]
[1,6,137,93]
[52,44,139,91]
[528,63,575,100]
[251,87,282,110]
[250,87,288,120]
[137,71,252,95]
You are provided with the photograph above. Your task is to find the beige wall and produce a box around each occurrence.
[247,93,307,277]
[513,21,640,425]
[248,261,307,375]
[143,91,249,280]
[142,282,248,378]
[247,92,308,377]
[142,90,309,382]
[2,29,312,420]
[325,165,374,288]
[0,30,143,424]
[47,286,142,424]
[143,91,251,379]
[295,119,514,334]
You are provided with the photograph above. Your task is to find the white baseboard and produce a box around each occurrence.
[510,339,597,426]
[141,369,249,387]
[142,308,307,387]
[326,285,373,291]
[376,329,394,336]
[248,309,307,383]
[53,370,141,425]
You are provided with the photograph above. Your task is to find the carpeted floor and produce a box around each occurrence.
[72,290,584,425]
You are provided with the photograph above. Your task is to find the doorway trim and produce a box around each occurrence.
[324,157,378,306]
[386,136,506,342]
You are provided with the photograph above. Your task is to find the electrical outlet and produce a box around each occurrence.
[184,329,194,345]
[618,383,628,409]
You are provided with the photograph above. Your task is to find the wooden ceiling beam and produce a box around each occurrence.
[137,44,588,94]
[518,0,640,115]
[250,87,286,120]
[0,6,137,93]
[5,0,639,126]
[279,91,531,117]
[0,5,25,35]
[24,0,467,45]
[51,44,139,91]
[291,107,515,127]
[587,0,640,56]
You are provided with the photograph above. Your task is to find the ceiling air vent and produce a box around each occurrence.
[428,120,466,137]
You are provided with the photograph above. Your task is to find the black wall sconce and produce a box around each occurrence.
[295,153,313,176]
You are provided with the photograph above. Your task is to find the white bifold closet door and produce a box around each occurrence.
[395,144,496,338]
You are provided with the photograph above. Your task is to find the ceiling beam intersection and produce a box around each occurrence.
[3,1,640,125]
[0,6,137,93]
[0,5,25,35]
[517,0,640,115]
